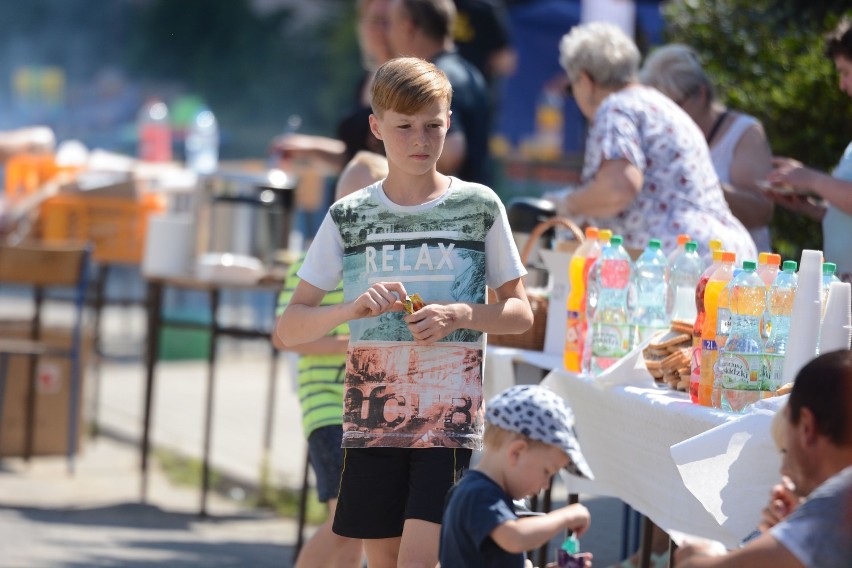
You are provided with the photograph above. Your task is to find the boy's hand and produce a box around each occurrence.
[560,504,591,537]
[404,303,470,345]
[351,282,407,319]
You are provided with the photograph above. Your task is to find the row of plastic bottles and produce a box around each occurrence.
[564,230,714,376]
[137,98,219,174]
[693,252,840,412]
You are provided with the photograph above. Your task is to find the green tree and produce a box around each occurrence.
[663,1,852,259]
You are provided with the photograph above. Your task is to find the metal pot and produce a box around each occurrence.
[194,169,296,269]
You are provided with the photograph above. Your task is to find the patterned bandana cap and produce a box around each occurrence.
[486,384,594,480]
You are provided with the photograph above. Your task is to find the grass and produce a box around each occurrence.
[153,447,327,525]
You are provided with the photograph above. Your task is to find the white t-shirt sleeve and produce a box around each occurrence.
[485,199,527,289]
[297,212,344,291]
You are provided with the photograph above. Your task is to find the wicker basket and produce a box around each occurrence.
[487,217,584,351]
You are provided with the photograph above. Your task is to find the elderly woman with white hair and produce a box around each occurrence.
[640,43,774,253]
[551,22,757,261]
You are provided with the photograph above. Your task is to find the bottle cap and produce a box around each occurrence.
[758,252,769,265]
[610,235,623,246]
[768,253,782,266]
[599,229,613,242]
[742,260,757,271]
[712,250,725,262]
[584,227,599,239]
[782,260,798,272]
[823,262,837,273]
[561,533,580,554]
[709,238,723,251]
[722,251,736,263]
[677,234,690,245]
[648,238,661,249]
[685,242,697,253]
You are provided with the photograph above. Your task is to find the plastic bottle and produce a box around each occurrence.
[589,235,633,375]
[765,260,798,394]
[558,532,583,568]
[670,241,703,324]
[185,107,219,174]
[716,261,769,413]
[667,233,691,266]
[698,251,736,406]
[631,238,669,344]
[757,253,781,288]
[581,229,612,375]
[564,227,601,372]
[822,262,841,315]
[701,238,723,269]
[690,249,725,403]
[137,98,173,162]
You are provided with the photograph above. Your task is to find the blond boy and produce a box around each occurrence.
[277,57,533,568]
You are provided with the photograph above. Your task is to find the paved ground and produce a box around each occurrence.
[0,302,629,567]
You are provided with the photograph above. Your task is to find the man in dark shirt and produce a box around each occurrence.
[387,0,492,185]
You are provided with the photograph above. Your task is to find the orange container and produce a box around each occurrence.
[5,154,78,201]
[39,193,166,264]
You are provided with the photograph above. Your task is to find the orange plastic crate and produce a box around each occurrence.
[39,193,167,264]
[5,154,79,201]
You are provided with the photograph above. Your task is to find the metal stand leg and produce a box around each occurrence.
[141,281,163,503]
[259,343,280,505]
[90,263,109,437]
[199,288,220,517]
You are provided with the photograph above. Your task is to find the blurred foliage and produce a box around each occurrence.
[663,0,852,260]
[663,0,852,259]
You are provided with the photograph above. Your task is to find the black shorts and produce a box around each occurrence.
[307,425,345,503]
[332,446,472,539]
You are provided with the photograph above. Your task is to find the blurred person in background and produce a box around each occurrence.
[387,0,491,184]
[272,0,392,176]
[271,154,389,568]
[766,17,852,283]
[675,350,852,567]
[547,22,756,261]
[640,43,774,253]
[452,0,517,90]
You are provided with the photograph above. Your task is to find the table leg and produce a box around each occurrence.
[141,280,163,503]
[259,343,279,503]
[639,515,654,568]
[90,263,109,437]
[200,288,220,517]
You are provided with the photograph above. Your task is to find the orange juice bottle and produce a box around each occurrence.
[564,227,600,372]
[699,251,736,406]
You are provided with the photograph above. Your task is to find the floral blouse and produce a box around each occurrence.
[580,85,757,261]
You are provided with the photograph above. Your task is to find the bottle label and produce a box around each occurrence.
[565,311,582,352]
[591,322,630,357]
[718,353,767,390]
[765,353,785,391]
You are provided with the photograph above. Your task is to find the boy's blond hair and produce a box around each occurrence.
[370,57,453,117]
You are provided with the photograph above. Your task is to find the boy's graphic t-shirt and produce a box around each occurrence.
[299,178,525,450]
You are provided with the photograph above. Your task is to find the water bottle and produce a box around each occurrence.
[137,98,172,162]
[670,241,703,324]
[631,238,669,344]
[581,229,612,375]
[701,238,723,269]
[185,107,219,174]
[564,226,601,372]
[699,251,736,406]
[765,261,798,392]
[715,261,768,413]
[667,233,690,266]
[590,235,633,375]
[690,249,724,403]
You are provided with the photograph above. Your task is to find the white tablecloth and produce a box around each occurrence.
[485,344,784,550]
